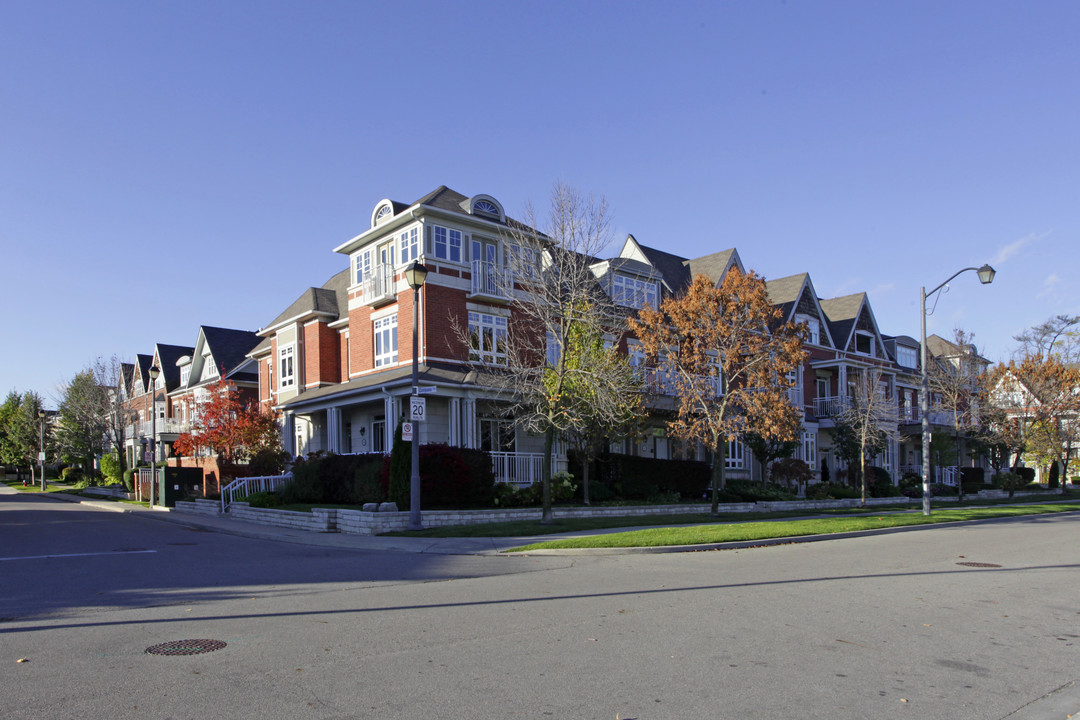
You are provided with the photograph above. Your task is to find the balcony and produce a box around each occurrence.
[813,395,848,418]
[469,260,512,300]
[126,419,189,438]
[359,266,396,306]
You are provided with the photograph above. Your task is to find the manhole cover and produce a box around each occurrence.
[957,561,1002,568]
[145,639,227,656]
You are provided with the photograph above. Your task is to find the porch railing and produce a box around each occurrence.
[813,395,847,417]
[489,452,568,487]
[221,472,293,513]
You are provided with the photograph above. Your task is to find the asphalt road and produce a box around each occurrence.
[2,489,1079,719]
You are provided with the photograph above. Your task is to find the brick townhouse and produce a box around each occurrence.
[245,184,988,486]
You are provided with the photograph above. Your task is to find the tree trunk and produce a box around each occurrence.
[710,438,727,515]
[541,425,554,524]
[582,447,591,506]
[859,446,867,507]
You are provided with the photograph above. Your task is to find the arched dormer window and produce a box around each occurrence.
[469,195,504,222]
[371,200,395,228]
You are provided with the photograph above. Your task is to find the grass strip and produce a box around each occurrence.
[506,503,1080,551]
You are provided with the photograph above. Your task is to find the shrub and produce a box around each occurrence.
[351,458,386,505]
[388,420,409,508]
[721,479,798,502]
[122,468,135,492]
[865,467,899,497]
[569,451,710,501]
[62,467,87,485]
[960,467,985,485]
[244,491,283,508]
[771,458,812,489]
[279,456,323,504]
[1015,466,1036,483]
[1048,462,1060,488]
[248,448,290,477]
[996,471,1027,498]
[806,482,860,500]
[100,453,123,481]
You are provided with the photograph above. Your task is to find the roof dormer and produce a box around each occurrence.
[467,194,505,222]
[371,199,395,228]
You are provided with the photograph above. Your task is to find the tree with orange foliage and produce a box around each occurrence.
[992,353,1080,491]
[630,270,807,514]
[173,378,281,466]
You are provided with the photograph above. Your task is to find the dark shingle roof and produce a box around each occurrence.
[636,242,691,292]
[201,326,261,377]
[686,249,738,286]
[819,293,866,351]
[155,343,195,391]
[261,268,351,332]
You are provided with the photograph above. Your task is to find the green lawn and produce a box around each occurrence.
[506,503,1080,551]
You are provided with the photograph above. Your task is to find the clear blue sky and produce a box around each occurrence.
[3,1,1077,407]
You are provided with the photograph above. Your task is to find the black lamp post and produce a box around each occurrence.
[148,364,161,507]
[919,264,995,516]
[404,261,428,530]
[38,410,45,491]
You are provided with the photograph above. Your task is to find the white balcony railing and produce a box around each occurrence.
[814,395,847,417]
[470,260,512,298]
[127,419,189,437]
[360,266,396,305]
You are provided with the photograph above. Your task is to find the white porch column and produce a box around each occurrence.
[282,413,296,457]
[384,394,398,452]
[448,398,461,447]
[326,407,341,454]
[463,397,477,449]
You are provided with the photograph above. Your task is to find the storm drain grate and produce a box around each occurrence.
[957,561,1002,568]
[145,639,227,656]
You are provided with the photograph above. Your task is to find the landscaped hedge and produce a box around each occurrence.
[568,451,711,501]
[281,446,495,509]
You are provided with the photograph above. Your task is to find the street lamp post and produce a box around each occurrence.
[38,410,45,491]
[920,264,995,516]
[148,364,161,507]
[405,261,428,531]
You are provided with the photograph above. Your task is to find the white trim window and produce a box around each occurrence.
[355,250,372,284]
[896,345,918,369]
[854,331,876,357]
[612,274,657,309]
[795,314,820,345]
[725,438,746,470]
[800,431,817,470]
[374,315,398,368]
[468,311,507,365]
[279,345,295,388]
[400,227,419,265]
[431,225,463,263]
[180,365,191,386]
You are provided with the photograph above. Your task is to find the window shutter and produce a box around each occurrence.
[462,234,471,262]
[425,225,432,254]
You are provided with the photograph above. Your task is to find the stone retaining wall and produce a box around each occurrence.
[170,489,1052,536]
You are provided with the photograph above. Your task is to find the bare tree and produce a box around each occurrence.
[927,329,987,499]
[835,366,898,506]
[1013,314,1080,363]
[458,183,637,523]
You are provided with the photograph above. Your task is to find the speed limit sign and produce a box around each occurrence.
[410,396,426,422]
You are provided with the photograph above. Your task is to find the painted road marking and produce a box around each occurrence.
[0,549,157,562]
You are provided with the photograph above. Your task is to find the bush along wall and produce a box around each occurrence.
[281,445,495,509]
[568,451,711,502]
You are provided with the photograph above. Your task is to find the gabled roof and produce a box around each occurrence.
[685,248,744,287]
[134,354,154,394]
[153,343,195,391]
[819,293,867,353]
[926,334,990,365]
[766,273,836,348]
[625,237,692,293]
[259,268,351,336]
[182,326,262,387]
